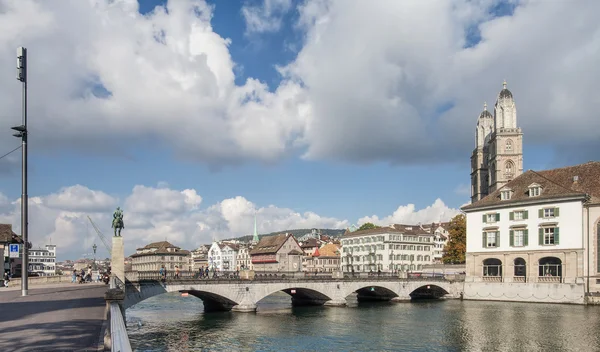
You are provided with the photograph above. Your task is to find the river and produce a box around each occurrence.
[126,293,600,351]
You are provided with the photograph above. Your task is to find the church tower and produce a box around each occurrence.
[470,81,523,203]
[470,102,494,203]
[251,212,260,245]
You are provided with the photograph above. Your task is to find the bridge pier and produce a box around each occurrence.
[231,303,257,313]
[323,298,347,307]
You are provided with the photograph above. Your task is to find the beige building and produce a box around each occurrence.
[250,233,303,272]
[471,81,524,203]
[303,243,341,272]
[130,241,191,272]
[191,245,210,270]
[237,245,253,270]
[462,161,600,293]
[340,225,435,273]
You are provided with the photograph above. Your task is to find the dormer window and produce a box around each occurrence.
[528,183,542,197]
[501,188,513,200]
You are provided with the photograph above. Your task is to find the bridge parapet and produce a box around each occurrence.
[121,271,464,312]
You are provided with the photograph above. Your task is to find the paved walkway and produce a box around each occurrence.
[0,283,108,352]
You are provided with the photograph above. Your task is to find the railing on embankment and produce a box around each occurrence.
[104,276,132,352]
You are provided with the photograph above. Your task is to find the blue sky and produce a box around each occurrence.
[0,0,598,259]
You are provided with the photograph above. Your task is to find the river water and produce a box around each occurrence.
[126,293,600,352]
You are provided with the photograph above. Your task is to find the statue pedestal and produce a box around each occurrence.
[112,236,125,288]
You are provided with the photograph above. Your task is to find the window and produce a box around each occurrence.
[505,140,513,152]
[501,190,512,200]
[539,227,559,245]
[483,231,498,248]
[539,207,560,218]
[510,210,528,220]
[505,161,514,176]
[510,229,527,247]
[484,213,500,223]
[528,184,542,197]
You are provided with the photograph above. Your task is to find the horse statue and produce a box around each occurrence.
[112,206,125,237]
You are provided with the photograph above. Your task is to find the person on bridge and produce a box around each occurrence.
[175,265,180,279]
[71,269,77,283]
[159,265,166,282]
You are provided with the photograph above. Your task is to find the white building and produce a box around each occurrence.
[208,242,239,271]
[462,161,600,291]
[28,244,56,276]
[340,225,435,273]
[431,223,450,263]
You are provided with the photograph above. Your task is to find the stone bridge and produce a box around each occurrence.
[122,275,464,313]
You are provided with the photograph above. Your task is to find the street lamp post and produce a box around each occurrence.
[13,47,28,297]
[92,244,97,270]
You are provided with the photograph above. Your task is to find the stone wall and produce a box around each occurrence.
[8,274,71,287]
[463,281,585,304]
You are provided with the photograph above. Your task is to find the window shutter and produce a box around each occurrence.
[482,232,487,248]
[524,229,529,246]
[482,214,487,223]
[509,230,514,246]
[496,232,500,247]
[509,212,514,221]
[539,228,544,245]
[496,213,500,222]
[524,210,529,220]
[538,209,543,218]
[555,227,560,245]
[555,208,560,217]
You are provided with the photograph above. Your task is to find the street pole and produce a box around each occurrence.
[13,47,28,297]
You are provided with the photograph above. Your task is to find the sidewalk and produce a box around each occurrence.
[0,283,109,352]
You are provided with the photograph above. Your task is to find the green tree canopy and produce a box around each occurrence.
[358,222,380,231]
[442,214,466,264]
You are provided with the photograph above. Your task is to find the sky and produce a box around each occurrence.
[0,0,598,260]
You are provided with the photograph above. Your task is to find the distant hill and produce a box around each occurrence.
[226,228,346,243]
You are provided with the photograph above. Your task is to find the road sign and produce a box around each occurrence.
[9,244,20,258]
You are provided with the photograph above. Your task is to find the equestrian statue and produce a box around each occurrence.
[112,206,125,237]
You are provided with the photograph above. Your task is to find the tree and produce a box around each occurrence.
[442,214,466,264]
[358,222,380,231]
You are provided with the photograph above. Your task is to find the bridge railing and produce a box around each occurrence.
[125,270,464,283]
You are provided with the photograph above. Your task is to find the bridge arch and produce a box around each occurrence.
[409,284,450,299]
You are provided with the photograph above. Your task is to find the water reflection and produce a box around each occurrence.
[127,292,600,352]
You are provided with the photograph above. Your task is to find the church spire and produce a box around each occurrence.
[503,79,507,89]
[252,211,259,244]
[483,102,487,111]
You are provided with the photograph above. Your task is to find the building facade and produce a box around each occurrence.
[471,81,523,203]
[237,245,253,270]
[250,233,303,272]
[28,244,57,276]
[191,245,210,271]
[130,241,191,271]
[340,225,435,273]
[462,162,600,292]
[431,224,449,263]
[0,224,24,275]
[303,243,341,272]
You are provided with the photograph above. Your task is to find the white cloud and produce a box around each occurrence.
[0,0,306,167]
[0,0,598,170]
[242,0,293,34]
[44,185,117,212]
[0,185,456,260]
[358,199,460,227]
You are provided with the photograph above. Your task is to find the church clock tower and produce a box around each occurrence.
[470,81,523,203]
